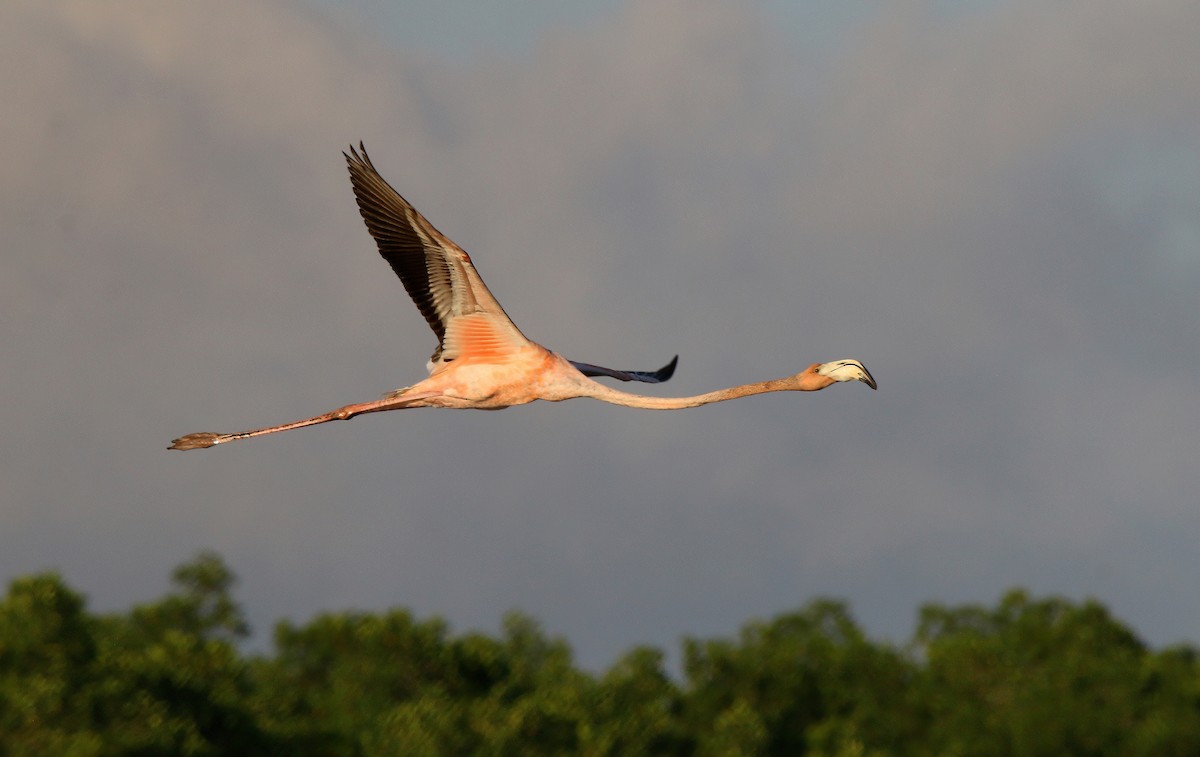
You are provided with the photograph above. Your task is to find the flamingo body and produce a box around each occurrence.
[169,144,874,451]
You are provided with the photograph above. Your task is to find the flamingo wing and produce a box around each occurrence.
[345,144,529,367]
[347,144,679,382]
[569,355,678,384]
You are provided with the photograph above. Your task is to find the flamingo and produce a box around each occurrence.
[169,144,875,451]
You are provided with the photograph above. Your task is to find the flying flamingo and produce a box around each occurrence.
[169,144,875,451]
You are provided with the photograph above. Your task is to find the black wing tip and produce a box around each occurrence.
[567,354,679,383]
[654,355,679,382]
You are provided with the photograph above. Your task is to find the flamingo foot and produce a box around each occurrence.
[169,432,223,451]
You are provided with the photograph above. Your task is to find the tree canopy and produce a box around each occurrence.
[1,553,1197,755]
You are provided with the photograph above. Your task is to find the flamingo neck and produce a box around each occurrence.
[578,377,801,410]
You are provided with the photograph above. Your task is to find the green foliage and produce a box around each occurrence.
[131,550,251,643]
[588,646,685,754]
[907,589,1200,757]
[0,574,100,756]
[0,554,268,755]
[2,557,1200,755]
[682,599,920,756]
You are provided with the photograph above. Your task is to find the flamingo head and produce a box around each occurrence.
[816,359,877,390]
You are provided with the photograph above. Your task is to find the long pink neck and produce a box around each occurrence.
[578,376,806,410]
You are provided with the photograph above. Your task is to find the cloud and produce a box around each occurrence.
[3,0,1200,669]
[804,0,1200,231]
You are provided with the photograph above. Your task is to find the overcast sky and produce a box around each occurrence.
[4,0,1199,669]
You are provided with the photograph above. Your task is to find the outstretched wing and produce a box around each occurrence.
[569,355,678,384]
[348,143,675,382]
[345,143,529,367]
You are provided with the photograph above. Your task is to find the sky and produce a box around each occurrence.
[3,0,1199,670]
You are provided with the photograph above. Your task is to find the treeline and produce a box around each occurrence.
[2,553,1198,756]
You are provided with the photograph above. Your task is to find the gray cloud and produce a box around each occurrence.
[3,0,1199,668]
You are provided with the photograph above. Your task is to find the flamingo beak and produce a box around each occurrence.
[817,359,877,390]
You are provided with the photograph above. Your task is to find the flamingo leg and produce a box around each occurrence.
[168,391,443,450]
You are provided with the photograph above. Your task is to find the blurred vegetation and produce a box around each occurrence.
[1,552,1198,755]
